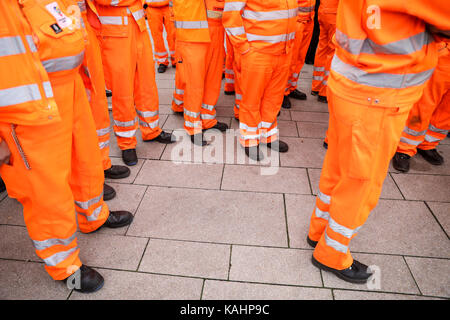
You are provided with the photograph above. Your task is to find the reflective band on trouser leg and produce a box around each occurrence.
[311,16,331,93]
[113,116,139,149]
[225,34,236,93]
[285,19,307,95]
[233,50,242,120]
[308,189,332,242]
[147,6,170,66]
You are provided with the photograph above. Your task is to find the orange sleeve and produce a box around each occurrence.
[94,0,140,6]
[223,0,250,54]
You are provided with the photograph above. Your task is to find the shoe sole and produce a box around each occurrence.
[103,189,116,201]
[75,278,104,294]
[224,91,235,95]
[105,215,134,229]
[311,256,369,284]
[104,171,131,180]
[306,236,317,248]
[288,95,307,100]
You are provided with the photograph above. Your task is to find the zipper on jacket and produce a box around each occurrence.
[11,124,31,170]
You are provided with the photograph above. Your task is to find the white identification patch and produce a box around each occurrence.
[45,2,72,29]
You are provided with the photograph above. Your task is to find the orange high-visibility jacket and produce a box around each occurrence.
[223,0,298,55]
[329,0,450,107]
[172,0,211,42]
[319,0,338,14]
[298,0,316,21]
[94,0,147,36]
[146,0,169,7]
[0,1,60,126]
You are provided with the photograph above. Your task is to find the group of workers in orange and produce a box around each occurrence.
[0,0,449,293]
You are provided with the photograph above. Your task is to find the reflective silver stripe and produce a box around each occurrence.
[42,52,85,73]
[243,8,298,21]
[247,32,296,44]
[331,54,434,89]
[156,58,166,63]
[225,78,235,83]
[424,134,441,143]
[111,0,119,5]
[328,217,359,239]
[318,190,331,204]
[292,72,299,78]
[240,122,260,132]
[42,81,54,98]
[261,121,272,129]
[242,134,260,140]
[173,97,183,105]
[299,5,315,13]
[175,88,185,95]
[313,75,323,81]
[99,141,110,149]
[403,126,426,137]
[236,94,242,100]
[207,10,223,19]
[78,204,103,222]
[400,136,422,146]
[428,124,449,135]
[314,207,330,220]
[201,114,216,120]
[202,104,215,111]
[235,104,240,109]
[137,109,158,118]
[323,80,328,86]
[260,128,278,138]
[25,35,37,53]
[75,192,103,210]
[324,232,348,254]
[139,119,159,129]
[224,1,246,12]
[132,9,145,21]
[336,29,433,56]
[43,247,78,267]
[175,21,209,29]
[33,233,77,251]
[185,120,201,128]
[313,66,325,72]
[99,16,127,25]
[116,129,137,138]
[184,109,200,118]
[324,71,330,76]
[226,26,246,37]
[169,51,176,55]
[0,84,41,107]
[154,51,168,56]
[77,1,87,12]
[0,36,25,57]
[225,69,234,75]
[97,127,111,137]
[114,117,137,127]
[288,80,297,86]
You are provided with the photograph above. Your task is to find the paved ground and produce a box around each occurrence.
[0,64,449,300]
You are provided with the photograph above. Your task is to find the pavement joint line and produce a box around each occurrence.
[305,168,315,196]
[282,194,291,248]
[200,279,206,300]
[388,172,406,200]
[136,237,151,272]
[402,255,423,296]
[227,245,233,281]
[131,159,147,185]
[423,201,450,240]
[124,185,149,236]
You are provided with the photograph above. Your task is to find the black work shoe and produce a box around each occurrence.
[190,133,208,146]
[173,110,183,116]
[157,64,168,73]
[417,148,444,165]
[103,211,134,228]
[63,265,104,293]
[282,95,291,109]
[224,90,235,96]
[104,165,131,180]
[323,141,328,149]
[311,256,372,284]
[289,89,307,100]
[306,236,318,248]
[311,90,319,96]
[105,89,112,97]
[244,146,264,161]
[122,149,138,166]
[318,95,328,103]
[203,121,229,132]
[145,131,175,144]
[103,183,116,201]
[392,152,411,173]
[234,117,240,122]
[264,140,289,153]
[0,178,5,193]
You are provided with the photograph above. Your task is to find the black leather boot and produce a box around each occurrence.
[289,89,307,100]
[203,121,229,132]
[103,211,134,228]
[104,165,131,180]
[323,141,328,149]
[63,265,104,293]
[0,178,5,193]
[157,64,167,73]
[224,90,235,95]
[244,145,264,161]
[264,140,289,153]
[317,95,328,103]
[392,152,411,173]
[281,95,291,109]
[122,149,138,166]
[311,90,319,96]
[311,256,373,284]
[190,133,208,146]
[103,183,116,201]
[417,148,444,165]
[145,131,175,144]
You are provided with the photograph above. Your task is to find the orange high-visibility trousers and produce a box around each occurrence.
[225,35,242,119]
[147,5,176,66]
[99,16,162,150]
[172,40,186,113]
[0,74,109,280]
[239,51,291,147]
[285,19,314,95]
[311,12,336,96]
[308,90,412,270]
[397,51,450,156]
[80,12,112,171]
[225,35,235,93]
[179,20,224,135]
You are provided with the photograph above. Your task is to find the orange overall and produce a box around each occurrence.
[145,0,176,66]
[94,0,162,150]
[0,0,109,280]
[310,0,338,97]
[173,0,225,135]
[285,0,316,96]
[225,34,242,119]
[223,0,298,147]
[308,0,448,271]
[397,41,450,156]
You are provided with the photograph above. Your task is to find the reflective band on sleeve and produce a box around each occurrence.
[139,119,159,129]
[78,205,103,222]
[0,36,25,57]
[403,126,427,137]
[226,26,246,36]
[201,104,215,111]
[224,1,246,12]
[33,233,77,251]
[75,192,103,210]
[428,124,449,135]
[111,0,119,5]
[0,84,41,107]
[136,109,159,118]
[114,117,137,127]
[400,136,422,146]
[175,21,209,29]
[298,5,315,12]
[97,127,111,137]
[43,247,78,267]
[184,109,200,118]
[331,54,434,89]
[99,141,110,149]
[77,1,87,12]
[201,114,216,120]
[42,51,85,73]
[175,88,185,95]
[132,9,145,21]
[324,232,348,254]
[247,32,296,44]
[99,16,127,25]
[317,190,331,204]
[243,8,298,21]
[424,134,441,143]
[115,129,137,138]
[336,29,433,56]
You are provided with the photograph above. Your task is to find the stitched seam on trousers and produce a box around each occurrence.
[10,124,31,170]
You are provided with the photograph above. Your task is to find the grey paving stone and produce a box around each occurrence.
[426,202,450,236]
[229,246,321,287]
[297,121,328,139]
[0,197,25,226]
[127,187,287,247]
[0,260,70,300]
[134,160,223,189]
[202,280,333,300]
[70,269,203,300]
[333,290,440,300]
[0,225,38,262]
[321,253,420,295]
[221,165,311,194]
[76,233,148,271]
[0,191,7,202]
[158,104,173,115]
[105,157,145,185]
[162,114,184,131]
[280,137,327,168]
[405,257,450,298]
[391,173,450,202]
[278,120,299,137]
[139,239,230,279]
[291,111,329,123]
[351,200,450,258]
[156,79,175,89]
